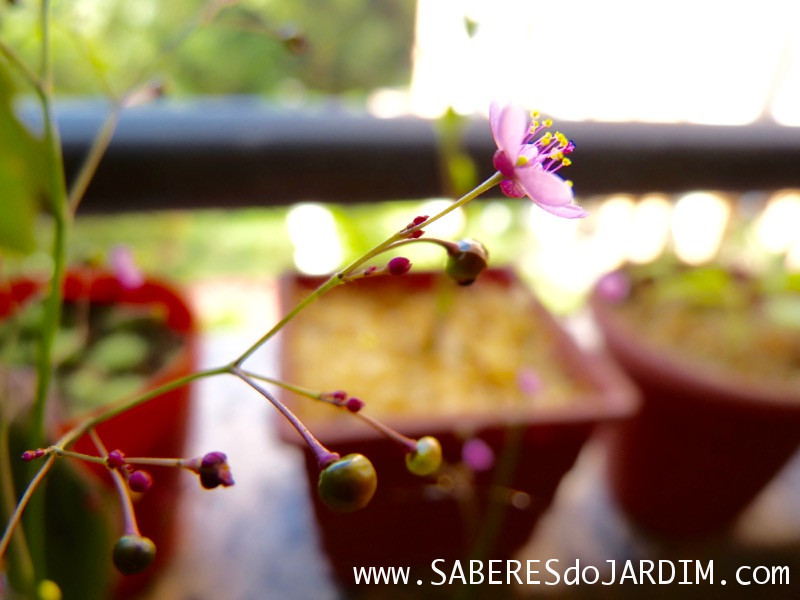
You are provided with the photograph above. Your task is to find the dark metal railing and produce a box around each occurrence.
[32,97,800,212]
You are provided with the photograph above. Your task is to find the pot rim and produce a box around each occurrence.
[276,268,639,446]
[0,267,198,431]
[589,285,800,413]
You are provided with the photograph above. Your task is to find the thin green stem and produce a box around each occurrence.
[20,0,66,584]
[238,370,321,401]
[38,0,52,85]
[239,371,417,452]
[47,447,106,465]
[0,455,55,562]
[55,365,229,450]
[29,0,69,449]
[0,40,43,93]
[26,446,187,470]
[1,366,226,567]
[467,423,524,564]
[354,413,418,453]
[0,413,35,595]
[233,275,342,366]
[110,468,140,535]
[117,457,188,468]
[338,171,502,278]
[67,106,122,214]
[127,0,234,88]
[89,432,140,536]
[68,82,163,215]
[383,237,459,255]
[233,172,502,366]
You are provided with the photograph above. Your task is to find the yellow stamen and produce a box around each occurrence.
[543,118,553,128]
[531,110,540,119]
[540,132,553,145]
[562,158,572,167]
[566,180,573,187]
[517,156,529,166]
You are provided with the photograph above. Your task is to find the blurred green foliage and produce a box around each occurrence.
[1,197,527,300]
[0,0,415,97]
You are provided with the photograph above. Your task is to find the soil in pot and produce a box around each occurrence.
[280,269,636,584]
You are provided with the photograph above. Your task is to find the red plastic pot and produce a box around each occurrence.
[1,267,197,595]
[277,269,637,584]
[590,278,800,537]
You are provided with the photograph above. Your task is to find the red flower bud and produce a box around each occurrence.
[345,397,365,413]
[403,215,429,239]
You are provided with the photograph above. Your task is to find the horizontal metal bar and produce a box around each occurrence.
[22,98,800,212]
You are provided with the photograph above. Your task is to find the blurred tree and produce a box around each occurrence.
[0,0,415,98]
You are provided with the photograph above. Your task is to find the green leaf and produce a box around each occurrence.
[0,66,45,255]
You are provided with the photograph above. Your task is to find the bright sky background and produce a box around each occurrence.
[405,0,800,125]
[317,1,800,284]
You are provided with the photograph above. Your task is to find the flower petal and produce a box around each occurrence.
[489,102,528,163]
[537,202,588,219]
[499,179,527,198]
[516,167,575,207]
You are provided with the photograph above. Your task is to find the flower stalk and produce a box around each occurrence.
[0,91,583,592]
[231,367,340,469]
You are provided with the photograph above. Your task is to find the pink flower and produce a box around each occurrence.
[110,245,145,289]
[490,102,586,218]
[596,270,630,302]
[462,438,495,472]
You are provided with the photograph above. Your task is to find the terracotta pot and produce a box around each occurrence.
[589,275,800,537]
[1,268,197,596]
[277,269,637,584]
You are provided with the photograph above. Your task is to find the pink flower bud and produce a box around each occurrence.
[387,257,412,276]
[186,451,235,489]
[128,470,153,493]
[21,449,45,462]
[107,450,126,470]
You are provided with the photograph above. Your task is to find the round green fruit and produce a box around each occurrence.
[445,239,489,286]
[406,436,442,476]
[112,534,156,575]
[318,453,377,512]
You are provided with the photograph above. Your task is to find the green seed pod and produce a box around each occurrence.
[318,453,377,512]
[405,436,443,476]
[112,534,156,575]
[445,239,489,286]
